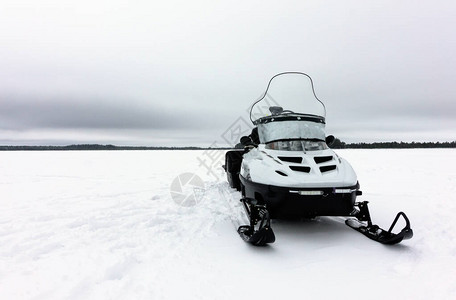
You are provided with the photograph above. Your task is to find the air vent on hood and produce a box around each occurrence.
[314,156,333,164]
[320,165,337,173]
[275,170,288,176]
[278,156,303,163]
[289,166,311,173]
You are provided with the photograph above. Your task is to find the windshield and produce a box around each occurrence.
[250,72,326,123]
[265,140,328,151]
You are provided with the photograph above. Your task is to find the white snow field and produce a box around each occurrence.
[0,149,455,299]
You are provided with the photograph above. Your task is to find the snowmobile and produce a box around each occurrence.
[224,72,413,246]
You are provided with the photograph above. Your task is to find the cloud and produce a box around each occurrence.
[0,1,455,145]
[0,96,231,131]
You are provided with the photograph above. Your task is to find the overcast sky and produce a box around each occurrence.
[1,0,455,146]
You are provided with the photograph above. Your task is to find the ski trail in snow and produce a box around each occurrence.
[215,182,248,231]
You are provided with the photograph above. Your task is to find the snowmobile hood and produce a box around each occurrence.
[241,146,358,188]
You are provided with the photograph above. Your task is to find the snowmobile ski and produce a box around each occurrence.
[346,201,413,245]
[237,197,275,246]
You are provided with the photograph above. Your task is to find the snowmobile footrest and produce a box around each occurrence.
[346,202,413,245]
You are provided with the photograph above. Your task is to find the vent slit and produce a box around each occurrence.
[275,170,288,176]
[314,156,333,164]
[278,156,303,163]
[289,166,311,173]
[320,165,337,173]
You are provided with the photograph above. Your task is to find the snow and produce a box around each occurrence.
[0,149,455,299]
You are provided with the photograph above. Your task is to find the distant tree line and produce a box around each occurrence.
[0,141,455,151]
[0,144,230,151]
[330,139,456,149]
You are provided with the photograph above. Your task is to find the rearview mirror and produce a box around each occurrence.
[325,135,335,147]
[240,136,253,147]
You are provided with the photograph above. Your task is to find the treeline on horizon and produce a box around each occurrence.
[329,139,456,149]
[0,140,455,151]
[0,144,224,151]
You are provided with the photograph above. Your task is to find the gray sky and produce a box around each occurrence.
[1,0,455,146]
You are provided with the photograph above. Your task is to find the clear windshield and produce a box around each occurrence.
[250,72,326,123]
[265,140,328,151]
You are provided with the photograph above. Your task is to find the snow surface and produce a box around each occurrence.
[0,149,455,299]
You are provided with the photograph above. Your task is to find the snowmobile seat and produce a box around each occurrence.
[225,150,244,190]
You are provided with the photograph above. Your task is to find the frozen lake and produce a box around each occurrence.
[0,149,455,299]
